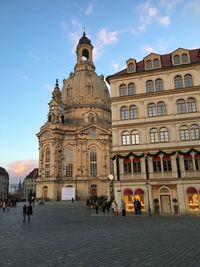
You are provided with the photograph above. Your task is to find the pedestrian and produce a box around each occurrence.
[133,198,138,215]
[137,199,142,215]
[71,197,74,203]
[121,200,126,216]
[23,204,27,222]
[27,204,33,221]
[2,201,6,212]
[95,201,99,214]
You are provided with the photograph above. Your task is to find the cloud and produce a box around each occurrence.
[159,0,182,12]
[94,28,118,59]
[68,18,83,54]
[17,73,29,81]
[85,3,93,15]
[142,45,156,53]
[159,16,170,26]
[42,83,54,92]
[28,50,39,60]
[7,159,38,183]
[111,63,120,70]
[135,1,171,32]
[183,0,200,15]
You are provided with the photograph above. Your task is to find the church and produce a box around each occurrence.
[36,33,112,201]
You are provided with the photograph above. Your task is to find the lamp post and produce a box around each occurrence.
[108,174,115,200]
[146,180,152,216]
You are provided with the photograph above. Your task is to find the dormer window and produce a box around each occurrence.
[153,58,160,68]
[174,55,180,65]
[182,54,189,63]
[128,63,135,72]
[146,60,152,70]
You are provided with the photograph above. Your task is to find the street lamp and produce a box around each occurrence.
[108,174,115,200]
[146,181,152,216]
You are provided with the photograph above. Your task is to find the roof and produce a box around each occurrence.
[106,48,200,83]
[25,168,38,180]
[78,32,92,46]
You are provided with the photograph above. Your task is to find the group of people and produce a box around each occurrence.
[22,203,33,222]
[86,196,142,216]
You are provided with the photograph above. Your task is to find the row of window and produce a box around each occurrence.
[120,97,197,120]
[119,74,193,96]
[122,124,200,145]
[44,146,98,178]
[127,53,189,73]
[123,153,200,174]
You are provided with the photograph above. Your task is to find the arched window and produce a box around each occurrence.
[184,154,193,171]
[119,84,127,96]
[121,106,129,120]
[187,98,197,113]
[157,101,166,116]
[88,113,95,123]
[177,99,186,113]
[66,147,73,177]
[174,76,183,89]
[194,153,200,171]
[150,128,158,143]
[146,80,154,93]
[45,147,51,162]
[132,158,141,173]
[48,114,52,122]
[90,146,97,177]
[128,63,135,72]
[160,127,169,142]
[122,131,130,145]
[155,78,164,91]
[153,156,162,172]
[82,49,89,60]
[184,74,193,87]
[182,54,189,63]
[180,125,190,140]
[174,55,180,64]
[60,115,64,124]
[148,103,156,117]
[129,105,137,119]
[146,60,152,70]
[153,58,160,68]
[67,87,72,97]
[123,158,131,174]
[190,124,200,140]
[163,156,172,172]
[128,83,135,95]
[131,130,139,144]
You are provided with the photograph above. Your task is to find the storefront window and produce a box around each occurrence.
[187,187,199,211]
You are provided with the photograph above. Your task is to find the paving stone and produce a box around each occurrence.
[0,201,200,267]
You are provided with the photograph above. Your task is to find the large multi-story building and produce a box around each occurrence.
[36,33,112,201]
[0,167,9,199]
[107,48,200,214]
[22,168,38,200]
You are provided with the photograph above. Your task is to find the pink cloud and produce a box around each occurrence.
[7,159,38,183]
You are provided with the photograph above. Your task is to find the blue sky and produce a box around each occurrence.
[1,0,200,183]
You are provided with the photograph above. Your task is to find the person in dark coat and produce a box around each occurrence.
[23,204,27,222]
[27,204,33,221]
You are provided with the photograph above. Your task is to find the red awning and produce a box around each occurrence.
[153,156,161,161]
[187,187,197,194]
[123,158,131,163]
[124,188,133,195]
[184,154,192,159]
[132,157,140,162]
[195,153,200,159]
[163,155,171,160]
[135,188,144,195]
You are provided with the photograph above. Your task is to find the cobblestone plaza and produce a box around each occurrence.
[1,201,200,267]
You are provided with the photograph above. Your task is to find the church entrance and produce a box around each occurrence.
[160,195,171,213]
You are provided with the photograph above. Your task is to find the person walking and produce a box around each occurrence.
[27,204,33,221]
[23,204,27,222]
[2,201,6,212]
[121,200,126,216]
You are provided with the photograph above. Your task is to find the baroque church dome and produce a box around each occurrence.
[61,32,110,110]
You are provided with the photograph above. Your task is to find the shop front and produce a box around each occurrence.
[123,188,145,212]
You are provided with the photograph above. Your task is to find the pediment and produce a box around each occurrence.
[171,47,189,56]
[144,52,161,61]
[77,124,111,135]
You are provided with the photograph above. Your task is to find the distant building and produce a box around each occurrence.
[0,167,9,199]
[107,47,200,214]
[36,33,112,201]
[22,168,38,200]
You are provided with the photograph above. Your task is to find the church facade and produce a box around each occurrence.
[36,33,112,201]
[107,48,200,214]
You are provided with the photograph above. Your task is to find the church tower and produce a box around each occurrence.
[36,33,112,200]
